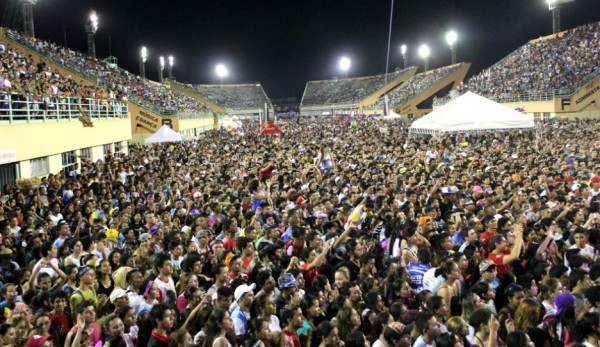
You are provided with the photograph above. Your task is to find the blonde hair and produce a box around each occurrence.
[446,316,467,337]
[514,298,541,332]
[112,266,132,289]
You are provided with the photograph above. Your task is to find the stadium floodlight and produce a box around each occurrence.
[401,44,407,69]
[85,10,99,58]
[139,46,148,79]
[419,44,430,71]
[446,30,458,64]
[158,56,165,83]
[167,55,174,79]
[546,0,575,33]
[339,57,351,78]
[21,0,37,37]
[215,64,229,84]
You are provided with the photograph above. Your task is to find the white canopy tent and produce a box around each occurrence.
[144,125,182,143]
[409,92,535,136]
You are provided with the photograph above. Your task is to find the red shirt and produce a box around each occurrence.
[282,328,300,347]
[488,252,512,277]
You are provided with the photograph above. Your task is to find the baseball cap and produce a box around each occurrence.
[138,233,151,242]
[472,186,484,194]
[26,335,52,347]
[591,176,600,184]
[479,259,496,273]
[554,293,575,316]
[278,273,298,289]
[296,197,308,205]
[234,283,256,302]
[109,288,130,303]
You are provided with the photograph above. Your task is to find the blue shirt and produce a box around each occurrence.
[407,262,432,291]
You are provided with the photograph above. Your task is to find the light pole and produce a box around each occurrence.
[339,57,351,78]
[139,46,147,79]
[419,44,430,72]
[85,11,98,58]
[159,56,165,83]
[546,0,573,34]
[401,44,407,69]
[446,31,457,64]
[167,56,174,80]
[215,64,228,84]
[20,0,37,37]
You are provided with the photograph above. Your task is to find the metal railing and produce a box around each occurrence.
[3,30,205,117]
[0,93,128,123]
[176,112,215,120]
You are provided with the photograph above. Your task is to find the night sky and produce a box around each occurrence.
[1,0,599,99]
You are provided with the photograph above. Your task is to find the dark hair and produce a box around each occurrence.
[315,321,336,342]
[426,295,446,313]
[344,331,367,347]
[281,305,300,326]
[435,261,457,279]
[154,253,171,270]
[506,331,529,347]
[40,241,53,257]
[469,308,493,332]
[415,311,435,335]
[149,304,170,328]
[75,299,94,314]
[569,268,589,289]
[574,312,600,343]
[435,332,458,347]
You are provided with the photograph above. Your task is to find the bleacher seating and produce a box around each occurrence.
[5,29,216,115]
[367,64,463,109]
[446,21,600,102]
[180,83,271,110]
[301,69,410,106]
[0,44,126,121]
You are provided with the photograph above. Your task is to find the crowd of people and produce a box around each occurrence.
[0,113,599,347]
[367,64,463,110]
[450,21,600,102]
[5,30,215,116]
[177,83,272,111]
[0,44,126,120]
[302,70,405,106]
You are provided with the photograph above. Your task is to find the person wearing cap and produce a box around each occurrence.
[69,266,104,314]
[231,283,255,343]
[109,288,130,310]
[551,292,577,346]
[479,260,499,290]
[276,273,300,313]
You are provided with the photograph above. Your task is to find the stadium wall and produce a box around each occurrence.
[0,119,131,178]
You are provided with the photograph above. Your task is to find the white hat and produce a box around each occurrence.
[234,283,256,302]
[109,288,130,303]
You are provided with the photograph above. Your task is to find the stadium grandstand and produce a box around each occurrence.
[434,21,600,120]
[170,81,274,118]
[299,66,417,115]
[365,63,470,117]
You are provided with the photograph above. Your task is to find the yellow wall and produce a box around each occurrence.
[0,118,131,162]
[501,100,556,113]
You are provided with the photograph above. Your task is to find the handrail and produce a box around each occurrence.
[3,30,200,117]
[0,92,128,123]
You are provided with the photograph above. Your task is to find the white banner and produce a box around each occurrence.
[0,148,17,164]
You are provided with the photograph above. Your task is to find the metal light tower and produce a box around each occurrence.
[159,56,165,83]
[20,0,37,37]
[139,46,147,79]
[167,56,174,79]
[215,64,228,84]
[546,0,575,34]
[419,44,430,72]
[401,44,407,69]
[85,11,99,58]
[446,31,457,64]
